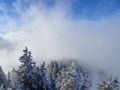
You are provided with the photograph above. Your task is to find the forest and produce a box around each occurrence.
[0,47,119,90]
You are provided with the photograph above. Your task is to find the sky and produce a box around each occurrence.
[0,0,120,76]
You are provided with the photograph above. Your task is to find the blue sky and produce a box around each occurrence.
[72,0,120,19]
[0,0,120,34]
[0,0,120,20]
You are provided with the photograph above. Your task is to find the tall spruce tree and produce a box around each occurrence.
[7,71,12,89]
[0,66,7,89]
[16,47,37,90]
[37,62,51,90]
[60,61,81,90]
[48,72,56,90]
[16,47,52,90]
[9,68,21,90]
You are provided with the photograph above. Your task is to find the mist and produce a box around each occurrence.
[0,0,120,77]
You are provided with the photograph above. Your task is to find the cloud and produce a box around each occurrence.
[0,0,120,76]
[0,36,15,51]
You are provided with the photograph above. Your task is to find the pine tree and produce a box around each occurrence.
[49,72,56,90]
[47,60,91,90]
[98,75,120,90]
[60,61,81,90]
[16,47,52,90]
[37,62,51,90]
[16,47,37,90]
[80,71,91,90]
[9,68,21,90]
[0,84,5,90]
[0,66,7,89]
[7,72,11,89]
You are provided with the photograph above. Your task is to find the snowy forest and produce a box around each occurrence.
[0,47,119,90]
[0,0,120,90]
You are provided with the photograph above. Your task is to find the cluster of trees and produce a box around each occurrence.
[98,75,119,90]
[0,47,119,90]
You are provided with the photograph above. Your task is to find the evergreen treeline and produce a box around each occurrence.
[0,47,119,90]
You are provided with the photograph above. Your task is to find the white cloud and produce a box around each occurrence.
[0,1,120,76]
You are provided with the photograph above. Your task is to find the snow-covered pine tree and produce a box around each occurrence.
[47,61,58,90]
[7,71,12,89]
[59,61,91,90]
[9,68,21,90]
[98,75,120,90]
[80,71,91,90]
[52,61,59,75]
[60,61,81,90]
[49,72,56,90]
[47,60,91,90]
[36,62,51,90]
[0,66,7,89]
[16,47,37,90]
[0,84,5,90]
[47,60,62,90]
